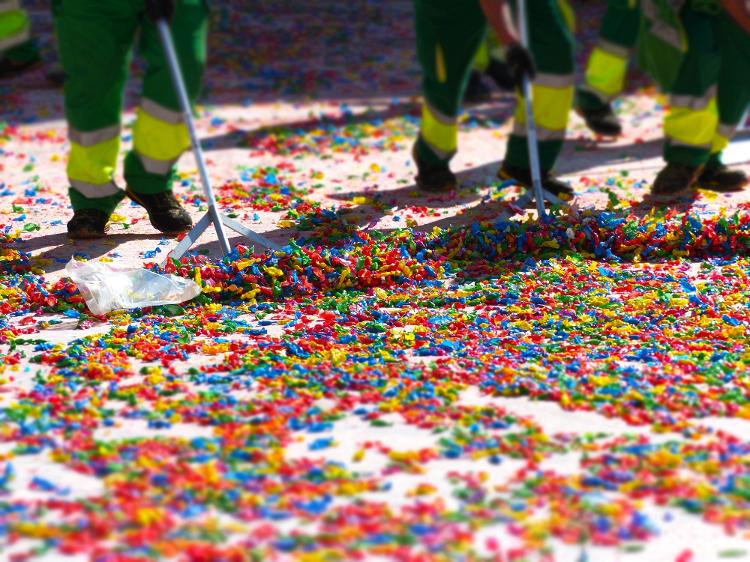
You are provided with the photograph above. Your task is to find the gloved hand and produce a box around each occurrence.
[505,43,536,89]
[145,0,174,22]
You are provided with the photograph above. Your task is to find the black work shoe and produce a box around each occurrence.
[652,163,701,196]
[485,59,515,92]
[0,56,41,80]
[697,164,749,193]
[498,164,575,200]
[464,71,491,104]
[67,209,110,239]
[413,144,457,193]
[126,189,193,234]
[577,104,622,137]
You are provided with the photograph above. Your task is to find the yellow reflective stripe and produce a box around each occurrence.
[68,136,120,187]
[421,102,457,156]
[514,83,573,134]
[133,106,190,169]
[584,46,628,100]
[0,8,29,51]
[557,0,576,32]
[435,43,447,84]
[711,133,730,154]
[70,179,121,199]
[473,39,490,72]
[665,98,719,148]
[711,123,736,153]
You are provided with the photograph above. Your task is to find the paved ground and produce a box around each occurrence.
[1,1,749,561]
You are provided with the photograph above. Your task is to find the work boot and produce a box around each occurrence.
[413,144,457,193]
[464,71,491,104]
[67,209,110,239]
[485,59,515,92]
[126,189,193,234]
[577,103,622,137]
[498,164,575,200]
[652,163,701,196]
[697,164,748,193]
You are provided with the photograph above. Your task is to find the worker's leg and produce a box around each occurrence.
[576,0,640,113]
[698,12,750,191]
[124,0,209,196]
[711,13,750,162]
[53,0,136,218]
[662,7,720,167]
[503,0,575,175]
[653,7,720,194]
[0,1,40,76]
[413,0,486,170]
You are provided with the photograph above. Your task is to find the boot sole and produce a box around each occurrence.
[126,188,193,234]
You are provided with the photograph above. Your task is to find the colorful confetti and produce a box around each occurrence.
[0,1,749,561]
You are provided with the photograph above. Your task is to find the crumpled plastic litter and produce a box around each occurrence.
[65,258,201,315]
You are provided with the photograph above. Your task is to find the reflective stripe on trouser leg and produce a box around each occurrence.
[67,125,122,198]
[132,98,190,175]
[0,5,30,52]
[580,41,630,105]
[664,88,718,165]
[512,75,574,138]
[506,74,574,171]
[710,123,736,154]
[67,124,124,213]
[419,101,458,162]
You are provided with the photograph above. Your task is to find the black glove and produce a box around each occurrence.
[505,43,536,89]
[145,0,174,22]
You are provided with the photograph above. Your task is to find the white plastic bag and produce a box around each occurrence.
[65,258,201,315]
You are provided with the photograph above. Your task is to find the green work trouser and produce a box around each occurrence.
[503,0,575,172]
[576,0,641,112]
[414,0,575,173]
[0,1,39,64]
[413,0,487,167]
[664,7,750,167]
[52,0,208,215]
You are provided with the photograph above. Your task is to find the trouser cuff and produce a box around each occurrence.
[575,88,609,112]
[69,188,125,216]
[504,135,560,172]
[415,136,451,168]
[663,143,712,167]
[123,151,174,195]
